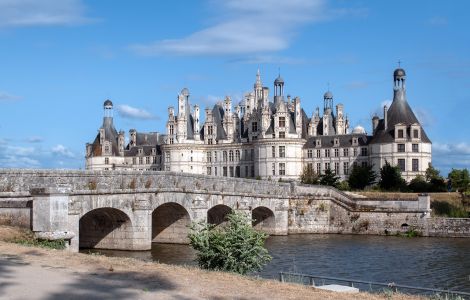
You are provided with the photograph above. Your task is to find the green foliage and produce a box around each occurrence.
[426,164,441,182]
[14,238,66,250]
[188,211,272,275]
[337,181,350,191]
[319,168,340,187]
[347,164,376,190]
[300,165,319,185]
[431,201,469,218]
[408,175,429,193]
[379,161,406,191]
[448,168,470,193]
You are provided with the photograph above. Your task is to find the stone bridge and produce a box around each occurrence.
[1,169,466,253]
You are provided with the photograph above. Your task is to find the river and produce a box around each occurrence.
[82,234,470,293]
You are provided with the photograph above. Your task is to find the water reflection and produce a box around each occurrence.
[83,234,470,292]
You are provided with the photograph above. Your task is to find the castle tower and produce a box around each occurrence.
[274,74,284,105]
[193,104,200,141]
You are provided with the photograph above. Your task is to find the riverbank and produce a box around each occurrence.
[0,226,421,300]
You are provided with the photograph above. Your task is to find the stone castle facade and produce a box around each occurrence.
[85,67,432,182]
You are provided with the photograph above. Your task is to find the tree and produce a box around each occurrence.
[425,164,441,182]
[424,164,447,192]
[347,164,376,190]
[408,175,429,193]
[379,161,406,191]
[448,169,470,194]
[300,165,319,185]
[319,168,340,187]
[188,211,272,275]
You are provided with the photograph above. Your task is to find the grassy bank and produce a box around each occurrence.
[0,225,422,300]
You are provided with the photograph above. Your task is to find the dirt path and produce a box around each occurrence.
[0,227,421,300]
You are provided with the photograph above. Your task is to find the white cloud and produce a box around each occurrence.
[130,0,337,56]
[116,104,158,120]
[0,0,90,28]
[51,144,75,158]
[0,91,21,101]
[26,136,43,143]
[415,108,435,127]
[432,142,470,174]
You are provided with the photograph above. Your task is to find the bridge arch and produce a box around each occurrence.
[79,207,133,250]
[152,202,191,244]
[252,206,276,235]
[207,204,232,226]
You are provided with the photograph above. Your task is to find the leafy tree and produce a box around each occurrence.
[300,165,319,185]
[319,168,340,187]
[448,169,470,194]
[379,161,406,191]
[408,175,429,193]
[337,181,350,191]
[188,211,272,275]
[347,164,376,190]
[423,164,447,192]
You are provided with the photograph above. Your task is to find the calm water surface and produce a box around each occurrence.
[83,235,470,292]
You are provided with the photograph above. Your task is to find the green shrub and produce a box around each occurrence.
[348,164,376,190]
[319,168,340,188]
[14,238,66,250]
[379,161,407,191]
[431,201,469,218]
[337,181,350,191]
[188,211,272,275]
[300,165,319,185]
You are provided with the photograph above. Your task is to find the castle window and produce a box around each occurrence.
[343,162,349,175]
[208,125,213,135]
[361,161,368,167]
[307,149,313,158]
[272,163,276,175]
[214,152,218,162]
[208,138,213,145]
[316,140,321,147]
[413,129,419,139]
[279,163,286,176]
[190,156,193,162]
[325,162,330,172]
[251,149,254,160]
[139,157,143,165]
[352,138,358,146]
[412,144,419,153]
[272,133,276,139]
[152,148,156,155]
[279,117,286,128]
[316,163,321,175]
[398,159,406,172]
[104,145,110,153]
[235,150,240,161]
[236,166,240,177]
[207,167,211,175]
[279,146,286,158]
[169,138,174,144]
[207,152,212,163]
[316,149,321,158]
[397,144,405,153]
[279,131,285,138]
[245,166,248,177]
[105,158,109,165]
[214,167,218,176]
[146,157,150,164]
[272,146,276,158]
[252,122,258,132]
[223,151,228,162]
[153,156,157,164]
[325,149,330,158]
[412,159,419,172]
[398,129,404,138]
[361,148,368,156]
[229,150,234,162]
[353,148,358,156]
[165,152,170,162]
[132,157,136,165]
[169,125,174,135]
[223,166,227,176]
[307,163,313,170]
[251,166,255,177]
[334,138,339,146]
[334,162,339,175]
[138,148,143,155]
[343,148,349,157]
[229,166,234,177]
[334,149,339,157]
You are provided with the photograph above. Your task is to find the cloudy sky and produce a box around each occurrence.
[0,0,469,174]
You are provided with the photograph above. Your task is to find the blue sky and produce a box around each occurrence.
[0,0,469,175]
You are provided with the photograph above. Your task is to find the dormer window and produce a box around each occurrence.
[279,117,286,128]
[252,122,258,132]
[279,131,285,138]
[316,140,321,147]
[138,148,143,155]
[152,148,156,155]
[398,129,404,138]
[334,138,339,146]
[352,137,358,146]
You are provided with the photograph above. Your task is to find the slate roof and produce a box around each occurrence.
[303,134,371,149]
